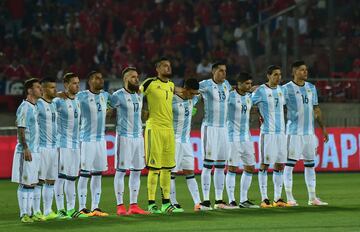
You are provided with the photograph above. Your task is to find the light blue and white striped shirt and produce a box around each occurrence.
[36,98,57,148]
[110,88,143,138]
[227,90,252,142]
[15,100,39,153]
[199,79,231,127]
[53,97,81,149]
[282,81,318,135]
[173,95,199,143]
[77,90,109,142]
[252,84,286,134]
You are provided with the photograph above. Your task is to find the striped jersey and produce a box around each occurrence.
[77,90,109,142]
[227,90,252,142]
[53,97,81,149]
[36,98,57,148]
[282,81,318,135]
[199,79,231,127]
[110,88,143,138]
[15,100,39,153]
[251,84,286,134]
[172,95,199,143]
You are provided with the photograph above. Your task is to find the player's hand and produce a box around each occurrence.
[323,130,329,143]
[258,116,264,124]
[57,91,67,99]
[24,148,32,161]
[250,85,259,93]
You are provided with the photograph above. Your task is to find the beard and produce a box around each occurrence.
[128,82,140,92]
[162,73,172,78]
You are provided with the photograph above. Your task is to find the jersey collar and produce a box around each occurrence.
[40,97,52,104]
[156,77,170,83]
[265,83,278,89]
[235,89,246,96]
[291,80,305,87]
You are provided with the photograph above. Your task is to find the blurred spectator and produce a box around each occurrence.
[234,22,249,56]
[196,57,212,78]
[2,57,29,81]
[0,0,357,104]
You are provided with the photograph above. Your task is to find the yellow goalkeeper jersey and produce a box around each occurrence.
[141,77,174,129]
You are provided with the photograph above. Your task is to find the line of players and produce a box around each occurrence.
[11,59,328,223]
[170,60,328,211]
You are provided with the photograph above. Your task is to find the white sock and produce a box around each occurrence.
[27,188,34,216]
[201,167,212,201]
[225,171,236,203]
[42,184,54,215]
[129,171,141,204]
[305,166,316,200]
[258,170,268,201]
[170,175,178,205]
[77,176,89,210]
[17,185,28,217]
[240,171,253,203]
[273,170,283,202]
[214,168,225,201]
[33,185,42,214]
[91,175,102,210]
[114,171,125,205]
[284,166,295,201]
[54,178,65,211]
[186,175,201,205]
[65,180,76,211]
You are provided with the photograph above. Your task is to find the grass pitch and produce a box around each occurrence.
[0,173,359,232]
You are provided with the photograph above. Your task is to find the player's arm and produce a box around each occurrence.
[106,93,116,120]
[16,106,32,161]
[18,127,32,161]
[314,105,328,142]
[142,97,149,121]
[250,105,263,125]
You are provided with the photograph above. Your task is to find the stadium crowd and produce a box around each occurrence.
[0,0,358,82]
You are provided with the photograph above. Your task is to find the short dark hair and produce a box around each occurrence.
[122,66,137,78]
[24,78,40,95]
[41,77,57,84]
[291,60,306,70]
[266,65,281,75]
[184,78,199,90]
[155,57,170,68]
[237,72,252,83]
[212,61,226,70]
[63,72,77,83]
[86,70,100,80]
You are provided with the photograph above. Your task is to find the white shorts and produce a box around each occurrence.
[287,134,318,161]
[173,142,194,172]
[12,151,40,185]
[115,136,145,171]
[59,148,80,178]
[201,124,228,161]
[39,147,59,181]
[227,141,256,166]
[80,141,108,172]
[259,134,287,165]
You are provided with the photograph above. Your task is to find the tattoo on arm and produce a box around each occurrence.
[18,127,28,150]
